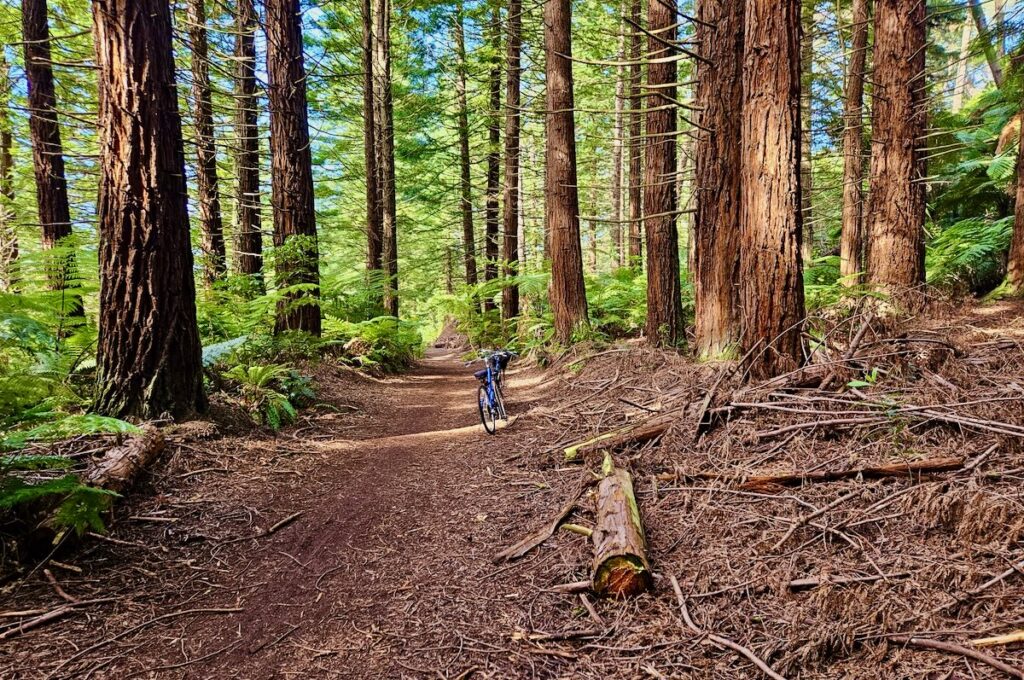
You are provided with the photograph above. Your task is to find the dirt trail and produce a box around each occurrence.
[5,349,565,679]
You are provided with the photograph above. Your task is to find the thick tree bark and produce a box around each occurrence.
[454,2,478,287]
[373,0,399,317]
[626,0,643,266]
[839,0,870,283]
[501,0,522,321]
[0,56,16,292]
[800,0,814,263]
[967,0,1004,87]
[865,0,926,299]
[23,0,76,295]
[1006,53,1024,293]
[363,0,383,284]
[643,0,682,346]
[692,0,743,359]
[92,0,205,419]
[544,0,589,342]
[266,0,321,335]
[740,0,806,380]
[233,0,263,283]
[187,0,226,286]
[483,5,502,310]
[611,7,626,268]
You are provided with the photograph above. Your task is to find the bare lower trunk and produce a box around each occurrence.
[740,0,806,380]
[501,0,522,321]
[839,0,870,283]
[800,0,814,262]
[92,0,205,419]
[865,0,926,300]
[266,0,321,335]
[454,4,477,288]
[544,0,589,342]
[611,7,626,267]
[363,0,383,292]
[0,57,16,292]
[626,0,643,267]
[23,0,76,296]
[643,0,682,346]
[187,0,226,285]
[693,0,743,359]
[233,0,263,284]
[483,6,502,310]
[373,0,398,317]
[1005,54,1024,293]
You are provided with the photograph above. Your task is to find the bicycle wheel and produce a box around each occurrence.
[478,384,497,434]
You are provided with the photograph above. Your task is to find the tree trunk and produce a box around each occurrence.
[186,0,226,286]
[23,0,76,296]
[740,0,806,380]
[643,0,682,346]
[611,6,626,268]
[363,0,384,296]
[951,20,971,113]
[0,56,16,292]
[544,0,589,342]
[626,0,643,267]
[483,5,502,310]
[233,0,263,284]
[692,0,744,359]
[373,0,399,317]
[865,0,926,300]
[454,2,478,288]
[266,0,321,335]
[967,0,1004,87]
[1006,52,1024,294]
[839,0,870,283]
[92,0,205,419]
[501,0,522,321]
[800,0,814,263]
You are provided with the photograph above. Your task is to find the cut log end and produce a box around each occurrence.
[592,554,652,598]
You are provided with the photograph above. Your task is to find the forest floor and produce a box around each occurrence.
[6,300,1024,679]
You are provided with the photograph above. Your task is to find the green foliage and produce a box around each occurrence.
[223,363,303,430]
[586,267,648,337]
[326,316,423,372]
[927,216,1014,292]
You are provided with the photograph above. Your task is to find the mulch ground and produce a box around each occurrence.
[4,299,1024,679]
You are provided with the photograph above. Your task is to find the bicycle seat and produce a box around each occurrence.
[474,368,488,381]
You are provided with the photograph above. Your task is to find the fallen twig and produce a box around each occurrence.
[888,635,1024,678]
[772,488,864,551]
[493,475,594,563]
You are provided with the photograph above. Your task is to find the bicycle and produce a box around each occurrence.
[470,349,516,434]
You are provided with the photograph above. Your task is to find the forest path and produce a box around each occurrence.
[10,348,561,679]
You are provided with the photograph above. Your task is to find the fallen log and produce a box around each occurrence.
[564,413,675,461]
[85,426,165,493]
[590,453,651,598]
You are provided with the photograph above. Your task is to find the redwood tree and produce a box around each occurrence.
[692,0,744,359]
[484,5,502,309]
[0,57,15,292]
[363,0,384,291]
[23,0,75,292]
[740,0,806,379]
[839,0,870,283]
[92,0,205,418]
[865,0,926,299]
[1005,51,1024,293]
[643,0,683,346]
[373,0,399,316]
[266,0,322,334]
[501,0,522,321]
[626,0,643,265]
[544,0,589,342]
[187,0,226,285]
[233,0,263,283]
[454,2,478,286]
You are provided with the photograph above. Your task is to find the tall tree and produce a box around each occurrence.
[643,0,682,346]
[92,0,205,418]
[266,0,322,334]
[693,0,744,359]
[454,2,478,287]
[740,0,806,379]
[483,4,502,309]
[23,0,76,294]
[865,0,926,299]
[951,20,971,113]
[967,0,1004,87]
[186,0,226,285]
[501,0,522,321]
[233,0,263,283]
[373,0,399,316]
[839,0,870,283]
[1004,51,1024,294]
[799,0,814,262]
[544,0,588,342]
[610,7,626,267]
[363,0,383,287]
[0,56,15,292]
[626,0,643,266]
